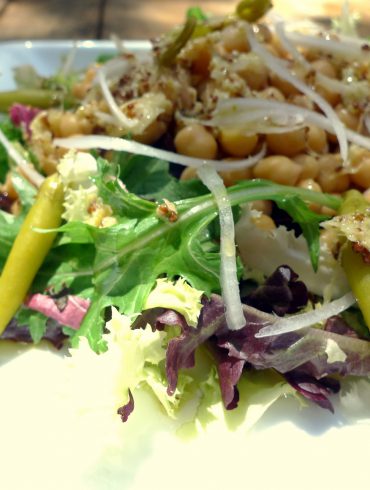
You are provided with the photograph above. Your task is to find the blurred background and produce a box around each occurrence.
[0,0,369,40]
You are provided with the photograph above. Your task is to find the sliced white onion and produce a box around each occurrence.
[274,21,311,70]
[110,34,127,54]
[255,291,356,338]
[181,110,305,135]
[53,134,267,171]
[286,30,370,62]
[94,110,118,125]
[96,69,138,129]
[197,164,245,331]
[274,22,370,103]
[0,128,45,188]
[245,23,349,163]
[208,97,370,151]
[59,42,77,77]
[95,57,130,82]
[315,72,370,100]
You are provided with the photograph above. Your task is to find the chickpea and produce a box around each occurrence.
[290,94,315,111]
[251,213,276,231]
[218,166,252,187]
[297,178,322,212]
[47,109,63,136]
[311,59,337,79]
[335,104,360,131]
[59,112,81,137]
[236,53,269,90]
[258,86,285,102]
[78,117,93,135]
[189,39,212,78]
[270,33,289,58]
[317,154,350,193]
[98,100,109,112]
[314,80,341,106]
[250,200,273,215]
[350,156,370,189]
[72,66,96,99]
[266,128,306,157]
[269,71,299,97]
[306,125,328,154]
[253,155,302,186]
[298,178,322,192]
[265,43,281,58]
[174,124,218,160]
[293,154,319,180]
[218,128,258,157]
[349,145,368,166]
[269,64,306,97]
[180,166,197,181]
[363,188,370,203]
[221,25,250,53]
[3,173,18,201]
[135,119,169,145]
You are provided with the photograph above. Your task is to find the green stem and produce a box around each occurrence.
[158,16,197,66]
[0,89,78,111]
[96,180,341,274]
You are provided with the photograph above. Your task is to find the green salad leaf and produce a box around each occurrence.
[65,158,341,352]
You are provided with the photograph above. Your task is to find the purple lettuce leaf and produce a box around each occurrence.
[210,341,245,410]
[165,296,228,396]
[244,265,308,316]
[325,315,359,338]
[0,318,68,349]
[9,103,40,137]
[117,389,135,422]
[159,292,370,412]
[0,192,13,212]
[25,293,90,330]
[284,372,340,412]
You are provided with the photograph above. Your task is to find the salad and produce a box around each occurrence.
[1,0,370,432]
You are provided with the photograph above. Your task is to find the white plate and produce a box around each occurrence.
[0,40,151,90]
[1,41,370,490]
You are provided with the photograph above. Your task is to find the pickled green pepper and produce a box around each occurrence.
[0,173,64,335]
[340,190,370,329]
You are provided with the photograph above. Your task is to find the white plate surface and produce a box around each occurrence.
[0,41,370,490]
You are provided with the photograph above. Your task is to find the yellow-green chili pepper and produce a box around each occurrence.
[340,190,370,329]
[0,173,64,335]
[158,16,197,67]
[236,0,273,23]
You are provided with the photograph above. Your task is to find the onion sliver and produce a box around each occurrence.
[95,57,131,82]
[197,164,245,331]
[59,42,77,78]
[209,97,370,151]
[274,21,311,70]
[315,72,369,100]
[54,135,266,171]
[255,291,356,338]
[286,31,370,62]
[0,128,44,188]
[97,69,138,129]
[245,24,348,163]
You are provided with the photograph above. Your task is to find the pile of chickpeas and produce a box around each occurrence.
[171,20,370,231]
[23,17,370,235]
